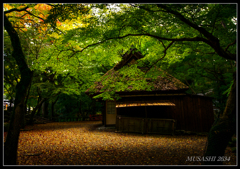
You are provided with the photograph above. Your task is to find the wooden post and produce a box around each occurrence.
[145,106,148,133]
[163,120,165,133]
[145,106,147,118]
[150,119,152,133]
[172,120,175,135]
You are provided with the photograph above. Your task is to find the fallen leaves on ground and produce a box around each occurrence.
[4,121,236,165]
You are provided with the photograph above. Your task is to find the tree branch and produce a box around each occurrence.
[4,6,29,14]
[65,33,207,59]
[101,64,109,72]
[157,5,216,41]
[4,14,31,75]
[4,5,45,22]
[77,33,207,54]
[225,39,236,52]
[184,78,196,94]
[25,10,45,22]
[156,4,236,61]
[144,41,175,73]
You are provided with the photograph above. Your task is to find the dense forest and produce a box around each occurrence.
[3,4,236,165]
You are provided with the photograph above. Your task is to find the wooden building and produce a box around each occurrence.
[85,48,214,134]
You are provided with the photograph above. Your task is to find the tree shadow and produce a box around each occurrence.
[24,121,103,132]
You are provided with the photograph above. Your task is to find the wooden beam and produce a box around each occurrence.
[119,93,186,97]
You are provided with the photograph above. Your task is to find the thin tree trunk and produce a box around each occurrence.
[9,98,13,113]
[4,14,33,165]
[92,99,96,115]
[51,95,59,121]
[36,90,42,116]
[51,101,55,121]
[29,98,47,125]
[28,104,31,114]
[43,100,49,118]
[203,72,236,165]
[78,100,82,119]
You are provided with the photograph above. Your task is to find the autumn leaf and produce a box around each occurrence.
[4,121,236,165]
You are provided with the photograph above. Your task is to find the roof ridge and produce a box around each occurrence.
[114,48,144,71]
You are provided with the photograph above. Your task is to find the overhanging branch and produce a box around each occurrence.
[4,6,29,14]
[78,33,207,53]
[144,41,175,73]
[156,4,236,61]
[225,39,236,52]
[65,33,207,59]
[25,10,45,22]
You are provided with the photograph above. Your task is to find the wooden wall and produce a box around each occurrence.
[116,94,214,132]
[169,95,214,132]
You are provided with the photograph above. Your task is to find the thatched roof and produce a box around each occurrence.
[113,48,144,71]
[85,48,188,94]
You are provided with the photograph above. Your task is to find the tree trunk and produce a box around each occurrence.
[21,103,27,129]
[78,100,82,119]
[42,100,49,118]
[21,82,31,129]
[92,99,96,115]
[51,101,55,121]
[36,92,42,116]
[203,71,236,165]
[9,98,13,113]
[4,14,33,165]
[29,98,47,125]
[51,95,59,121]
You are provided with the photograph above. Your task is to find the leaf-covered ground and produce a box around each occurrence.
[4,121,236,165]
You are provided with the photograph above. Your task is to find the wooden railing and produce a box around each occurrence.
[116,116,176,135]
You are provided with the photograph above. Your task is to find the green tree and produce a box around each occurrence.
[4,3,236,165]
[61,4,236,165]
[165,52,235,118]
[4,9,33,165]
[4,4,99,164]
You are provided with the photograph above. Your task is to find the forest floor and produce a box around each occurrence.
[4,121,236,165]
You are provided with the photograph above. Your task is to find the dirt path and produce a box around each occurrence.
[5,121,236,165]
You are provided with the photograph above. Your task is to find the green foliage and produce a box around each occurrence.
[223,80,234,96]
[45,4,90,29]
[4,3,236,116]
[3,32,20,100]
[55,93,102,119]
[164,50,235,114]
